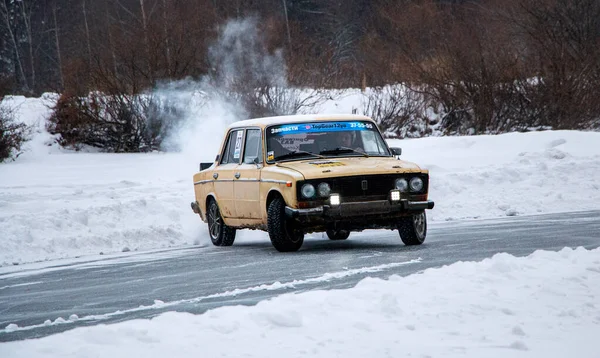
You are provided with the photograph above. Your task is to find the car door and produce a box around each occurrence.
[213,129,243,218]
[234,128,263,219]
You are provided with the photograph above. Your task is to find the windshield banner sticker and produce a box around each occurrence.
[270,121,373,135]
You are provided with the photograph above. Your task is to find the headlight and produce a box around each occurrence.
[301,184,316,198]
[409,177,424,192]
[317,182,331,197]
[395,178,408,192]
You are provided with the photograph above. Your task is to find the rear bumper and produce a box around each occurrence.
[285,199,434,219]
[191,201,200,214]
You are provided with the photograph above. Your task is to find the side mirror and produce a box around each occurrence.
[390,147,402,156]
[200,162,213,171]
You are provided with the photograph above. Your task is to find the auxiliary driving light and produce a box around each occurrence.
[390,190,401,201]
[330,194,341,206]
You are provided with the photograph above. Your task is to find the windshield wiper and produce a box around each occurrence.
[273,150,325,161]
[319,147,369,157]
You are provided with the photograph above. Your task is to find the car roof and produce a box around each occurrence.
[227,114,373,129]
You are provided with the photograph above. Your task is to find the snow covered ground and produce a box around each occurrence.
[1,94,600,356]
[2,94,599,266]
[2,247,599,357]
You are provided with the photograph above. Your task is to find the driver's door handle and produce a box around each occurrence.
[234,172,241,179]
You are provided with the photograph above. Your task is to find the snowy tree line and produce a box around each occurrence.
[1,0,599,157]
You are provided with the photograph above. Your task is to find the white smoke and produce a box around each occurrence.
[154,17,290,162]
[208,17,288,92]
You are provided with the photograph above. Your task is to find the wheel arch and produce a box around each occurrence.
[205,194,217,209]
[266,189,284,212]
[203,194,218,223]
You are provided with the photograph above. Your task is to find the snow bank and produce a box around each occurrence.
[2,247,599,357]
[1,94,59,160]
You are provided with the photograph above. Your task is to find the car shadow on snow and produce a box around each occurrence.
[227,236,431,254]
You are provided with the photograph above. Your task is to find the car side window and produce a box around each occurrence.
[360,130,388,155]
[221,130,244,164]
[243,129,262,164]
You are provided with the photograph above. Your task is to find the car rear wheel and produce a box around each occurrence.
[207,199,236,246]
[326,229,350,241]
[397,211,427,245]
[267,196,304,252]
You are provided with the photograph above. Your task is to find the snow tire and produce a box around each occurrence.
[397,211,427,245]
[267,196,304,252]
[207,199,236,246]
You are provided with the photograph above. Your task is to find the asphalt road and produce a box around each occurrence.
[1,210,599,342]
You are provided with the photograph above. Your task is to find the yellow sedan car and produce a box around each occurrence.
[191,114,434,252]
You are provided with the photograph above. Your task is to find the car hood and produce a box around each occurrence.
[276,156,425,179]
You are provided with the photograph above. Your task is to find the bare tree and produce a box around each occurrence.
[81,0,93,69]
[17,0,36,91]
[160,0,171,75]
[138,0,153,83]
[0,0,29,92]
[53,4,64,90]
[281,0,291,47]
[104,1,119,78]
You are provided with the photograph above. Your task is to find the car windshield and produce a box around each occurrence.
[265,120,391,163]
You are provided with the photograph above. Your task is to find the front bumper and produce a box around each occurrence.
[285,199,435,219]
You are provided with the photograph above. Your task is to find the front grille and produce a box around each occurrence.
[297,173,429,202]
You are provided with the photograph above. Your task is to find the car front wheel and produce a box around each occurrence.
[397,211,427,245]
[207,199,236,246]
[267,196,304,252]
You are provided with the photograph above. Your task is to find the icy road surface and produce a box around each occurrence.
[1,210,599,342]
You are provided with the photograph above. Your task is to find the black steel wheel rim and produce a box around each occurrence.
[285,220,302,243]
[414,212,425,237]
[208,203,222,240]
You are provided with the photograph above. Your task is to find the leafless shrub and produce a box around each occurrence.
[46,93,94,149]
[253,85,334,117]
[47,92,183,152]
[502,0,600,130]
[360,85,427,137]
[371,0,600,135]
[0,101,30,162]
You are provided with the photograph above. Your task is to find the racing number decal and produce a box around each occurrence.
[233,130,243,159]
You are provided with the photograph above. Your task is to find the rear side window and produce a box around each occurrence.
[221,130,244,164]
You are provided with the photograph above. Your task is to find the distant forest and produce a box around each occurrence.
[1,0,600,140]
